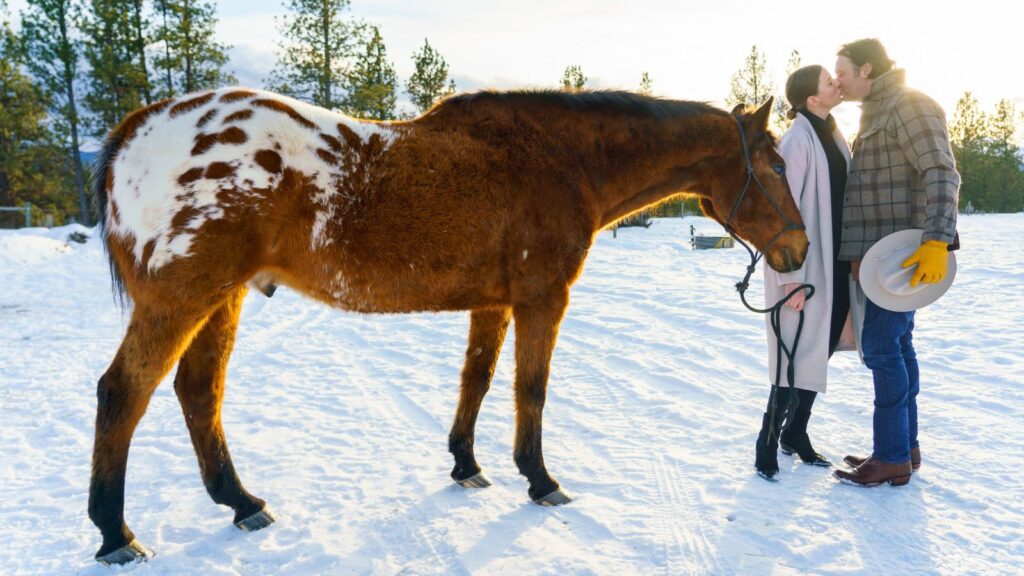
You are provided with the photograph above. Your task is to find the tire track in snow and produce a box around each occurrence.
[649,454,725,576]
[555,325,725,575]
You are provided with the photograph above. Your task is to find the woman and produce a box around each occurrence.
[755,65,853,481]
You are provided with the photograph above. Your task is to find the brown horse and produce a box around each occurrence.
[87,87,807,564]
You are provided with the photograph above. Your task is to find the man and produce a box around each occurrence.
[832,38,960,486]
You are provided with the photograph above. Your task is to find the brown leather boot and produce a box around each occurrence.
[834,457,912,486]
[844,448,921,471]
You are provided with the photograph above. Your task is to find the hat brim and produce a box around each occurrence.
[859,229,957,312]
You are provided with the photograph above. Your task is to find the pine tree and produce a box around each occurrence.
[638,71,652,95]
[562,65,586,92]
[406,38,455,114]
[726,45,773,108]
[341,26,397,120]
[82,0,150,138]
[773,49,801,132]
[949,91,987,149]
[0,6,75,224]
[21,0,90,223]
[984,99,1024,212]
[127,0,152,103]
[152,0,234,98]
[950,92,1024,213]
[267,0,363,109]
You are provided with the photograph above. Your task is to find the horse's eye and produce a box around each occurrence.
[773,164,785,175]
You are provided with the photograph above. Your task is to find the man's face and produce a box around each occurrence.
[835,56,872,101]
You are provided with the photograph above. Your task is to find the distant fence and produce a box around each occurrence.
[0,205,32,229]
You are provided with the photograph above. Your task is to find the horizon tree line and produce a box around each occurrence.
[1,5,1020,228]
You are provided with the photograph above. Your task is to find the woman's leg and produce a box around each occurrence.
[780,388,831,465]
[755,386,797,480]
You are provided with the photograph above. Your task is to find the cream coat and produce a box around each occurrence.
[764,113,853,393]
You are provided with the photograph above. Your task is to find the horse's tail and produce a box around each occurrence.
[91,124,130,309]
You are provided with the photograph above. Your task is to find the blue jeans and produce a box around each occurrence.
[861,299,920,464]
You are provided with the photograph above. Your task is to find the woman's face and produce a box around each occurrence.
[813,68,843,110]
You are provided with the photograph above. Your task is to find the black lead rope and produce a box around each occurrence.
[731,241,815,443]
[723,117,815,445]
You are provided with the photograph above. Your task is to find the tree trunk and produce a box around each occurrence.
[322,2,331,108]
[132,0,152,103]
[184,0,193,92]
[58,2,90,225]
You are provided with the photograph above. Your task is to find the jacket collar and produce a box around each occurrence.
[865,69,906,102]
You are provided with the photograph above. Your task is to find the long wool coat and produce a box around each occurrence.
[764,113,852,393]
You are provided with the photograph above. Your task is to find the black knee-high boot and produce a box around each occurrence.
[779,388,831,466]
[755,386,797,481]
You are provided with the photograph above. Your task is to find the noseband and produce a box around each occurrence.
[724,116,814,445]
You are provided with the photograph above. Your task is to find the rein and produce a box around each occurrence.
[724,116,814,443]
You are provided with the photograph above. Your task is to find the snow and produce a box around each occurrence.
[1,216,1022,575]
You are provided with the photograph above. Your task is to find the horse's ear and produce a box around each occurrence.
[730,103,747,117]
[749,97,774,131]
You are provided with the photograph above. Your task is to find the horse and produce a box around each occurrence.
[87,87,808,565]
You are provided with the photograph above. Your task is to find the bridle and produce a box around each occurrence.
[722,115,806,286]
[724,116,815,444]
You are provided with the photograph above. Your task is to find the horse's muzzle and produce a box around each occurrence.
[766,233,808,273]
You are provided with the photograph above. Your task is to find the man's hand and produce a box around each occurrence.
[784,283,807,312]
[901,240,949,287]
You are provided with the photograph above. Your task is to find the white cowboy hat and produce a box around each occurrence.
[860,229,957,312]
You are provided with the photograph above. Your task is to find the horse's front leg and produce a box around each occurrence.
[449,307,511,488]
[511,291,573,505]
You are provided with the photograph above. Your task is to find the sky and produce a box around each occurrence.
[6,0,1020,137]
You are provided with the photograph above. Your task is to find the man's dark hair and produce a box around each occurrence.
[837,38,895,79]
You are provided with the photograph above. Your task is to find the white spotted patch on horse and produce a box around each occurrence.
[107,87,404,272]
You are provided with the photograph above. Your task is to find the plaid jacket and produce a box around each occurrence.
[839,69,960,261]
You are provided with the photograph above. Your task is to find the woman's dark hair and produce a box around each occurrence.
[837,38,895,79]
[785,65,823,120]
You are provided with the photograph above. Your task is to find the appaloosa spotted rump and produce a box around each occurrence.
[88,89,808,565]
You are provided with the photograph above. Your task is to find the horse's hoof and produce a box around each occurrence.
[235,506,277,532]
[456,472,492,489]
[96,539,153,566]
[532,487,573,506]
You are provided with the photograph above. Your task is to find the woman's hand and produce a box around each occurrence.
[784,283,807,312]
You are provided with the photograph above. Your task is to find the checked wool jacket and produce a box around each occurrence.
[839,69,960,261]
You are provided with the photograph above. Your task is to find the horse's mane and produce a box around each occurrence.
[429,89,729,121]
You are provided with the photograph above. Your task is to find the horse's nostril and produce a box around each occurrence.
[783,249,795,271]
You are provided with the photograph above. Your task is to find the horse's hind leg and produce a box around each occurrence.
[512,291,573,506]
[449,307,511,488]
[89,305,210,565]
[172,289,274,531]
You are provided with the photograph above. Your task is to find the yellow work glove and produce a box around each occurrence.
[901,240,949,287]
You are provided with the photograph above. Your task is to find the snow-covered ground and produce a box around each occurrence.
[1,215,1022,575]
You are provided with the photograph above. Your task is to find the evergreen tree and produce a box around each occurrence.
[82,0,150,138]
[0,6,75,224]
[774,49,801,132]
[638,71,652,95]
[21,0,90,223]
[950,91,987,148]
[267,0,363,109]
[950,92,1024,213]
[406,37,455,114]
[341,26,397,120]
[152,0,234,98]
[127,0,152,103]
[982,99,1024,212]
[562,65,586,92]
[726,45,773,108]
